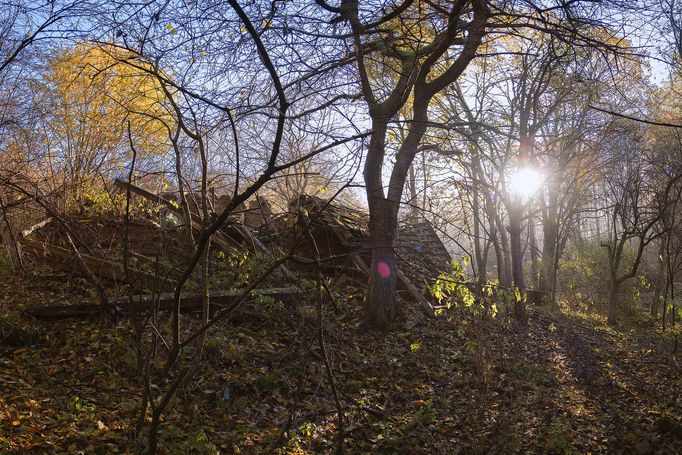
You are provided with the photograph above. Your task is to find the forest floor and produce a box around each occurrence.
[1,268,681,454]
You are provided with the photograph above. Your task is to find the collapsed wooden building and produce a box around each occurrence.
[15,183,452,319]
[276,195,452,309]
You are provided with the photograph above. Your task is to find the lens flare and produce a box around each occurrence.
[509,167,543,198]
[377,262,391,279]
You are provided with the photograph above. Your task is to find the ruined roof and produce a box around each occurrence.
[290,194,369,247]
[290,194,451,283]
[395,217,452,287]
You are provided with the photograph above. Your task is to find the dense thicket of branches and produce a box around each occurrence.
[3,0,682,452]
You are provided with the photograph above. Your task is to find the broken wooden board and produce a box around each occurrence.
[19,238,175,292]
[232,223,298,282]
[20,217,53,238]
[25,287,300,320]
[115,179,297,284]
[396,267,435,313]
[295,195,433,313]
[113,179,240,254]
[113,178,183,216]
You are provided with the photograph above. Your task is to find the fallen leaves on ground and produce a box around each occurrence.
[1,270,681,454]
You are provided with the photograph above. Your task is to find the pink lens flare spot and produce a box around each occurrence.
[377,262,391,279]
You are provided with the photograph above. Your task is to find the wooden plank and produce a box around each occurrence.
[113,179,238,253]
[120,287,299,313]
[115,180,299,284]
[113,179,180,215]
[350,253,370,275]
[25,287,300,320]
[20,217,52,238]
[396,267,434,313]
[19,238,174,292]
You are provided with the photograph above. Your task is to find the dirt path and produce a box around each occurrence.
[495,310,682,454]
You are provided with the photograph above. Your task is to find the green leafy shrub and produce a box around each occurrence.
[209,249,273,291]
[558,240,640,313]
[428,258,477,312]
[428,258,518,321]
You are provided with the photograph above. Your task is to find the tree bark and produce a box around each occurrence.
[363,121,399,330]
[509,199,525,320]
[509,205,525,289]
[652,240,665,317]
[540,175,559,300]
[471,150,487,285]
[497,211,513,287]
[529,212,539,288]
[540,219,558,305]
[607,280,619,325]
[365,241,398,329]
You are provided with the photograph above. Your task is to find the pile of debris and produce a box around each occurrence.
[276,195,451,310]
[15,183,452,319]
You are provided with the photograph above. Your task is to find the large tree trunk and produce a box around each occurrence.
[365,238,398,329]
[540,216,558,305]
[539,175,559,300]
[607,280,619,325]
[356,1,488,330]
[460,97,489,286]
[509,206,524,286]
[652,240,665,317]
[509,199,525,320]
[529,214,539,288]
[472,161,487,285]
[364,93,430,328]
[492,235,505,286]
[497,212,513,287]
[364,179,408,329]
[485,195,509,287]
[670,277,676,332]
[363,122,397,330]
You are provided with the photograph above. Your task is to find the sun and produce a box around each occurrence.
[509,167,544,198]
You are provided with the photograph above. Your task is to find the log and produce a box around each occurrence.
[19,238,175,292]
[25,287,300,320]
[20,217,52,238]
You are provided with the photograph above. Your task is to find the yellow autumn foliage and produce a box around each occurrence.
[36,42,172,203]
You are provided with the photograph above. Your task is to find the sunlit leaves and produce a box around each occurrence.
[34,41,173,202]
[428,258,475,310]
